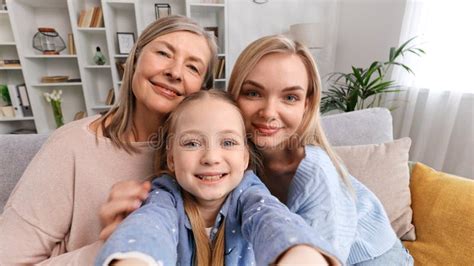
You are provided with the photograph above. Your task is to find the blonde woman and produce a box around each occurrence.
[0,16,217,265]
[96,90,339,266]
[228,35,413,266]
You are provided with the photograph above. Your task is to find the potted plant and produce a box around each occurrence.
[321,37,424,114]
[0,84,15,117]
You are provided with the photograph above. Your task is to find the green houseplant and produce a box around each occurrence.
[321,37,424,114]
[0,85,11,106]
[0,84,15,117]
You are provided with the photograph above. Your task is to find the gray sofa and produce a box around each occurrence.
[0,108,393,212]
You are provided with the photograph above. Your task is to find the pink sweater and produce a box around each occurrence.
[0,115,155,265]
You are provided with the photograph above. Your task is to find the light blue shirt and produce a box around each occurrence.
[95,170,339,266]
[287,145,397,264]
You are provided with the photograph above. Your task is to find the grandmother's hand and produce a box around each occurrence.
[99,180,151,240]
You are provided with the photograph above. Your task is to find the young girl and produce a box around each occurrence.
[95,90,340,266]
[227,35,413,266]
[0,16,217,265]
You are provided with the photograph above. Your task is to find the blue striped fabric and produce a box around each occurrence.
[287,145,397,264]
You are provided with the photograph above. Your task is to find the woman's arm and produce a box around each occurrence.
[236,172,342,266]
[286,149,359,263]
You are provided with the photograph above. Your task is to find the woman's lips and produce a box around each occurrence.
[151,82,181,99]
[253,124,281,136]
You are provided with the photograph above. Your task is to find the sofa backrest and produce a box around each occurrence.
[0,108,394,212]
[0,134,49,213]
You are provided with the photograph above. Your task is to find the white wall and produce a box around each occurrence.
[334,0,407,73]
[227,0,340,78]
[227,0,407,85]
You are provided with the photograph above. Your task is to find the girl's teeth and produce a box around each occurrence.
[200,174,223,181]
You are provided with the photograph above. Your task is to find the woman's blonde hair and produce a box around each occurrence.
[227,35,353,191]
[95,15,218,153]
[153,89,260,266]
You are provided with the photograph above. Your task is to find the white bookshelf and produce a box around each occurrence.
[2,0,228,134]
[0,4,35,134]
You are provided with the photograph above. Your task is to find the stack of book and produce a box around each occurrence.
[0,59,21,67]
[78,6,103,28]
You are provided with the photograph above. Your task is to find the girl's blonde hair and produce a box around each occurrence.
[95,15,218,154]
[153,89,260,266]
[227,35,353,191]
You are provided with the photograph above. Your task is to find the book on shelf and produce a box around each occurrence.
[7,84,22,117]
[78,10,86,27]
[214,57,225,79]
[16,84,33,117]
[92,7,103,27]
[105,88,115,105]
[0,59,21,67]
[4,84,33,118]
[68,34,76,55]
[78,6,103,28]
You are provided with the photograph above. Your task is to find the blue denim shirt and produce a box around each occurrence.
[95,170,339,266]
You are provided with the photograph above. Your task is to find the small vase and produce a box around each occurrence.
[93,46,106,65]
[51,100,64,128]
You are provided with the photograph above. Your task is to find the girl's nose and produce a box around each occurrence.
[200,147,222,166]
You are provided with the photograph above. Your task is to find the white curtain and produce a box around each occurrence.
[388,0,473,179]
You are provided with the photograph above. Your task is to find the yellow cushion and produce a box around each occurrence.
[403,163,474,265]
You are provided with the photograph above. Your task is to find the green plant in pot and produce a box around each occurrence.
[0,85,15,117]
[321,37,425,114]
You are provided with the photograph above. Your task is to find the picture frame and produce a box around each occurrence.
[155,3,171,20]
[116,32,135,55]
[204,26,218,39]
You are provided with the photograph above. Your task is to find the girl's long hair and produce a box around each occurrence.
[94,15,218,154]
[153,90,260,266]
[227,35,353,193]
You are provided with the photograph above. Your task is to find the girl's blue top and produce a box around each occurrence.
[95,170,339,266]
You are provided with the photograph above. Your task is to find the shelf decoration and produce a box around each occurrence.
[33,28,66,55]
[155,3,171,20]
[0,84,15,118]
[43,89,64,128]
[93,46,106,65]
[41,76,69,83]
[117,32,135,55]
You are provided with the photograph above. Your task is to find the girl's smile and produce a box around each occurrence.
[168,97,249,208]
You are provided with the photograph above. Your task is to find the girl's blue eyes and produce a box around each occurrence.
[223,139,238,147]
[182,139,238,148]
[183,140,200,148]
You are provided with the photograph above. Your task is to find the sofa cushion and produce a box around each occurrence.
[321,108,394,146]
[403,162,474,265]
[0,134,49,213]
[333,138,415,240]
